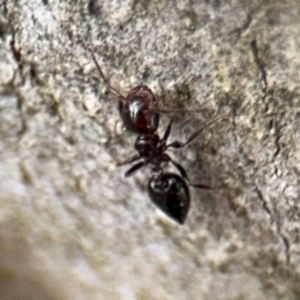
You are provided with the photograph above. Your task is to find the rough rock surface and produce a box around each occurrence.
[0,0,300,299]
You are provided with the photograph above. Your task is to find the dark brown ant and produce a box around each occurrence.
[88,47,224,224]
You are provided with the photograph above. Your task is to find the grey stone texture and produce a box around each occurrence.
[0,0,300,299]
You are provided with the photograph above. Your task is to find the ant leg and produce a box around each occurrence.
[117,154,141,167]
[169,157,190,182]
[191,183,213,190]
[124,161,144,177]
[88,47,125,99]
[167,114,228,149]
[162,116,175,142]
[167,155,214,190]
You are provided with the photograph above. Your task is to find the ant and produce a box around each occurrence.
[88,47,225,224]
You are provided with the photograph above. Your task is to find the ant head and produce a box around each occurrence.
[88,48,160,134]
[119,85,160,134]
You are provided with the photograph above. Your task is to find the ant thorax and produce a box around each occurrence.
[134,134,160,158]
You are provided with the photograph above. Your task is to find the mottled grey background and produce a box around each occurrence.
[0,0,300,299]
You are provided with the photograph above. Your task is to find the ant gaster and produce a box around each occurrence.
[88,48,224,224]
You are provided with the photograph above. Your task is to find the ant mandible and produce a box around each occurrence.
[88,47,224,224]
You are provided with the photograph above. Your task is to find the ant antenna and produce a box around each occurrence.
[167,113,229,149]
[88,47,125,99]
[149,98,212,115]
